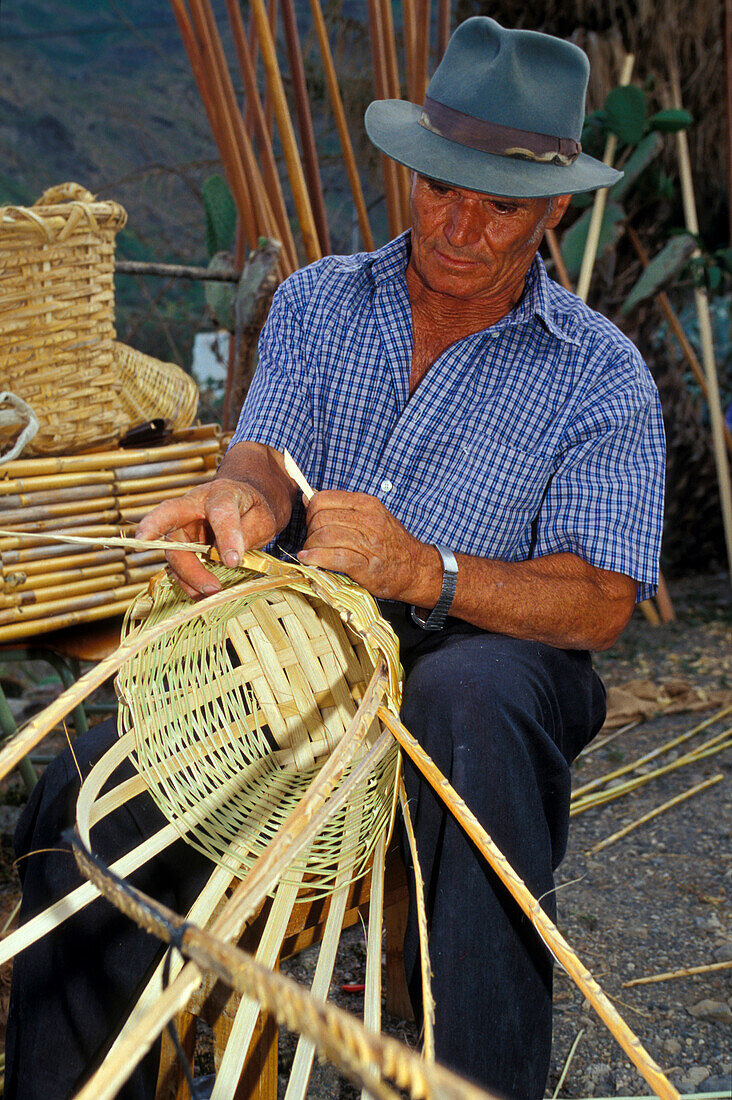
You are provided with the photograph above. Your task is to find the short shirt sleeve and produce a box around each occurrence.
[532,353,665,603]
[228,285,313,474]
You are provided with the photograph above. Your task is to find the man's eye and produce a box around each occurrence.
[427,179,453,196]
[491,202,518,214]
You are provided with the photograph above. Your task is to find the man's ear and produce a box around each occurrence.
[545,193,572,229]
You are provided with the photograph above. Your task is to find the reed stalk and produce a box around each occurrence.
[249,0,322,264]
[307,0,374,251]
[376,708,678,1100]
[623,960,732,988]
[588,773,724,854]
[572,706,732,799]
[576,54,635,302]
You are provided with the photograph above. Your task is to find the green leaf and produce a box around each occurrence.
[648,108,693,133]
[610,132,663,201]
[621,233,697,314]
[202,176,237,258]
[580,110,608,158]
[708,265,722,292]
[716,247,732,274]
[560,203,626,280]
[604,85,646,145]
[204,251,237,330]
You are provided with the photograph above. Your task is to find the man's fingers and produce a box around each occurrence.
[164,548,222,597]
[297,546,369,575]
[136,497,208,542]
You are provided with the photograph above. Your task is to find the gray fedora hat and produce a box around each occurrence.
[365,17,622,199]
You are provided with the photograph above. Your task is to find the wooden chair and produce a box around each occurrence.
[156,845,411,1100]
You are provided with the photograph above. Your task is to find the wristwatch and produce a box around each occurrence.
[410,545,459,631]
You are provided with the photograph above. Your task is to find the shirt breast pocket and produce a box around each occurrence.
[446,436,552,555]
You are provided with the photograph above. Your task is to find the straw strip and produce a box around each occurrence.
[588,773,724,854]
[399,779,435,1062]
[622,960,732,988]
[376,708,678,1100]
[572,706,732,799]
[73,837,501,1100]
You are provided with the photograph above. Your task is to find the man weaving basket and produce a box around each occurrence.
[6,17,664,1100]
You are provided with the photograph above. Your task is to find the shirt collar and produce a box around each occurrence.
[365,231,581,348]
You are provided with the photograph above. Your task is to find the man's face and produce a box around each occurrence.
[408,174,570,301]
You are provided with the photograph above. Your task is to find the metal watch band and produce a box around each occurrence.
[410,546,458,631]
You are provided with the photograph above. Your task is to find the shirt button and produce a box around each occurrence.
[380,479,393,494]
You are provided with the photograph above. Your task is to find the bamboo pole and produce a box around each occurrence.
[0,580,148,628]
[0,592,148,645]
[0,497,116,526]
[189,0,270,247]
[402,0,418,103]
[280,0,331,254]
[545,229,574,292]
[1,440,220,477]
[224,0,299,272]
[307,0,374,250]
[670,67,732,582]
[368,0,404,237]
[626,225,732,456]
[0,563,126,604]
[588,773,724,854]
[2,550,126,582]
[0,527,123,560]
[414,0,431,103]
[0,474,114,499]
[576,54,635,302]
[0,510,121,537]
[378,0,411,226]
[169,0,259,250]
[377,708,679,1100]
[571,731,732,816]
[436,0,451,63]
[249,0,322,264]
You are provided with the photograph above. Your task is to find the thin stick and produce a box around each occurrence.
[576,54,635,302]
[378,0,411,226]
[224,0,299,271]
[436,0,451,62]
[280,0,331,254]
[579,721,639,758]
[414,0,431,103]
[402,0,418,103]
[249,0,322,264]
[654,574,675,622]
[588,773,724,854]
[376,708,679,1100]
[307,0,374,250]
[571,734,732,815]
[368,0,404,238]
[572,706,732,799]
[670,66,732,581]
[552,1029,585,1100]
[623,960,732,988]
[545,229,573,292]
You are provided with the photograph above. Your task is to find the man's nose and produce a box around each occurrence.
[444,199,483,246]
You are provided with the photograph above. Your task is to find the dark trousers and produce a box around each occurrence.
[5,616,605,1100]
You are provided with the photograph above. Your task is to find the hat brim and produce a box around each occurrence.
[365,100,622,199]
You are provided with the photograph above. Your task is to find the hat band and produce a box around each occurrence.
[419,97,581,166]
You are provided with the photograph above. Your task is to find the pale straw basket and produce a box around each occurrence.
[0,183,128,455]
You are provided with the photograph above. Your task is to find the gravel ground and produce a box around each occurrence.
[0,572,729,1098]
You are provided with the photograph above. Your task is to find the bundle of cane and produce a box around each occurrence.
[0,425,223,641]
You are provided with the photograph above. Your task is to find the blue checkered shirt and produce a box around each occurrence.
[231,231,665,602]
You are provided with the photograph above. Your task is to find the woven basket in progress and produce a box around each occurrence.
[0,183,128,455]
[115,556,402,898]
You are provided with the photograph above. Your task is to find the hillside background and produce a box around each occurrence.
[0,0,730,573]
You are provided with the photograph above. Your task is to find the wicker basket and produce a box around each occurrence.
[111,342,199,431]
[0,183,129,456]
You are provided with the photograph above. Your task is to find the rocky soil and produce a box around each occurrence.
[0,572,729,1098]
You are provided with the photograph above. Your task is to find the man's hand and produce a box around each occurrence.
[297,491,441,604]
[136,478,279,599]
